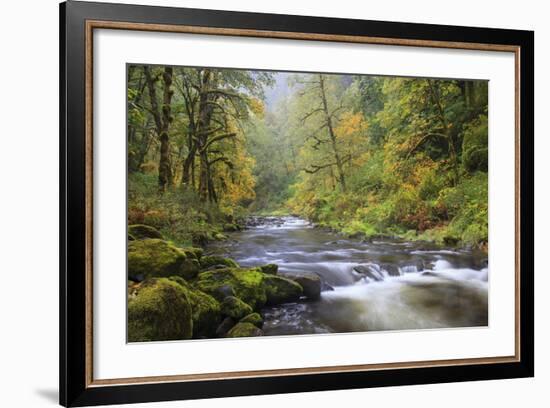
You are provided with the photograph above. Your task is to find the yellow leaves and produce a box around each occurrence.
[249,97,265,118]
[335,112,368,142]
[219,150,256,207]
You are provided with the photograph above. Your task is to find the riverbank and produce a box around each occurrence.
[245,212,488,253]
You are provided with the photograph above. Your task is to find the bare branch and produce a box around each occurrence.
[303,161,337,174]
[201,132,237,152]
[300,107,324,123]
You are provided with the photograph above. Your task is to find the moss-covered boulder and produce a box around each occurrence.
[181,247,203,261]
[128,224,163,240]
[128,278,193,342]
[168,276,221,338]
[220,296,253,320]
[286,273,321,300]
[226,322,263,338]
[214,232,228,241]
[215,317,236,338]
[128,239,200,281]
[240,312,263,328]
[262,275,303,305]
[259,264,278,275]
[200,255,239,270]
[194,268,267,309]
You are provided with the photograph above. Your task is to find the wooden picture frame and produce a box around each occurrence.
[60,1,534,406]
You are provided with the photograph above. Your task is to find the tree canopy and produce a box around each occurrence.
[128,64,488,248]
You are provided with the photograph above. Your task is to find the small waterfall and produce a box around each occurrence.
[399,265,419,274]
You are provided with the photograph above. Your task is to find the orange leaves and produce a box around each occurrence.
[335,111,368,143]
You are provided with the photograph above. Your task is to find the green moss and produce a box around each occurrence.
[220,296,253,320]
[193,268,267,309]
[240,312,263,328]
[341,220,377,239]
[168,276,221,337]
[259,264,278,275]
[181,247,204,261]
[128,239,200,281]
[213,232,228,240]
[262,275,303,305]
[128,224,163,240]
[226,322,263,338]
[128,278,193,342]
[223,223,240,232]
[200,255,239,270]
[128,233,136,241]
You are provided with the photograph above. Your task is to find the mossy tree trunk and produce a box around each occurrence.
[144,66,174,193]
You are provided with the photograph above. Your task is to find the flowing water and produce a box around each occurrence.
[209,216,488,336]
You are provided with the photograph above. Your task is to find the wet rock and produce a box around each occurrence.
[421,271,439,277]
[240,312,264,328]
[321,281,335,292]
[353,263,385,281]
[244,216,286,229]
[226,322,263,338]
[204,264,231,271]
[194,268,267,309]
[181,247,203,261]
[128,224,163,240]
[259,264,278,275]
[346,231,365,239]
[215,317,236,338]
[286,273,321,300]
[380,263,400,276]
[443,235,460,246]
[200,255,239,270]
[220,296,253,320]
[262,275,303,305]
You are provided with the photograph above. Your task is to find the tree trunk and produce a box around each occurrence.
[319,74,347,192]
[144,66,174,193]
[182,121,197,188]
[427,80,459,186]
[158,67,174,192]
[196,69,216,202]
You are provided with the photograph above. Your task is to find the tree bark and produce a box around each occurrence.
[144,66,174,192]
[319,74,347,192]
[196,69,219,202]
[158,67,174,191]
[427,80,460,185]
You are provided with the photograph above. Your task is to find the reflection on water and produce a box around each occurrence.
[210,216,488,336]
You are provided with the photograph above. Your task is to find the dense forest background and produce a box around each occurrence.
[127,64,488,249]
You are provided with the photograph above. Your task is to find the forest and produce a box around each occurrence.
[127,64,489,342]
[128,64,488,248]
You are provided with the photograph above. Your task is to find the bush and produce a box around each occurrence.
[128,173,230,246]
[462,114,488,173]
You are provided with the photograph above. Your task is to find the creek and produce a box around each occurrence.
[210,216,488,336]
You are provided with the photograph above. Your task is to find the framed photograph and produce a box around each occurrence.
[60,1,534,406]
